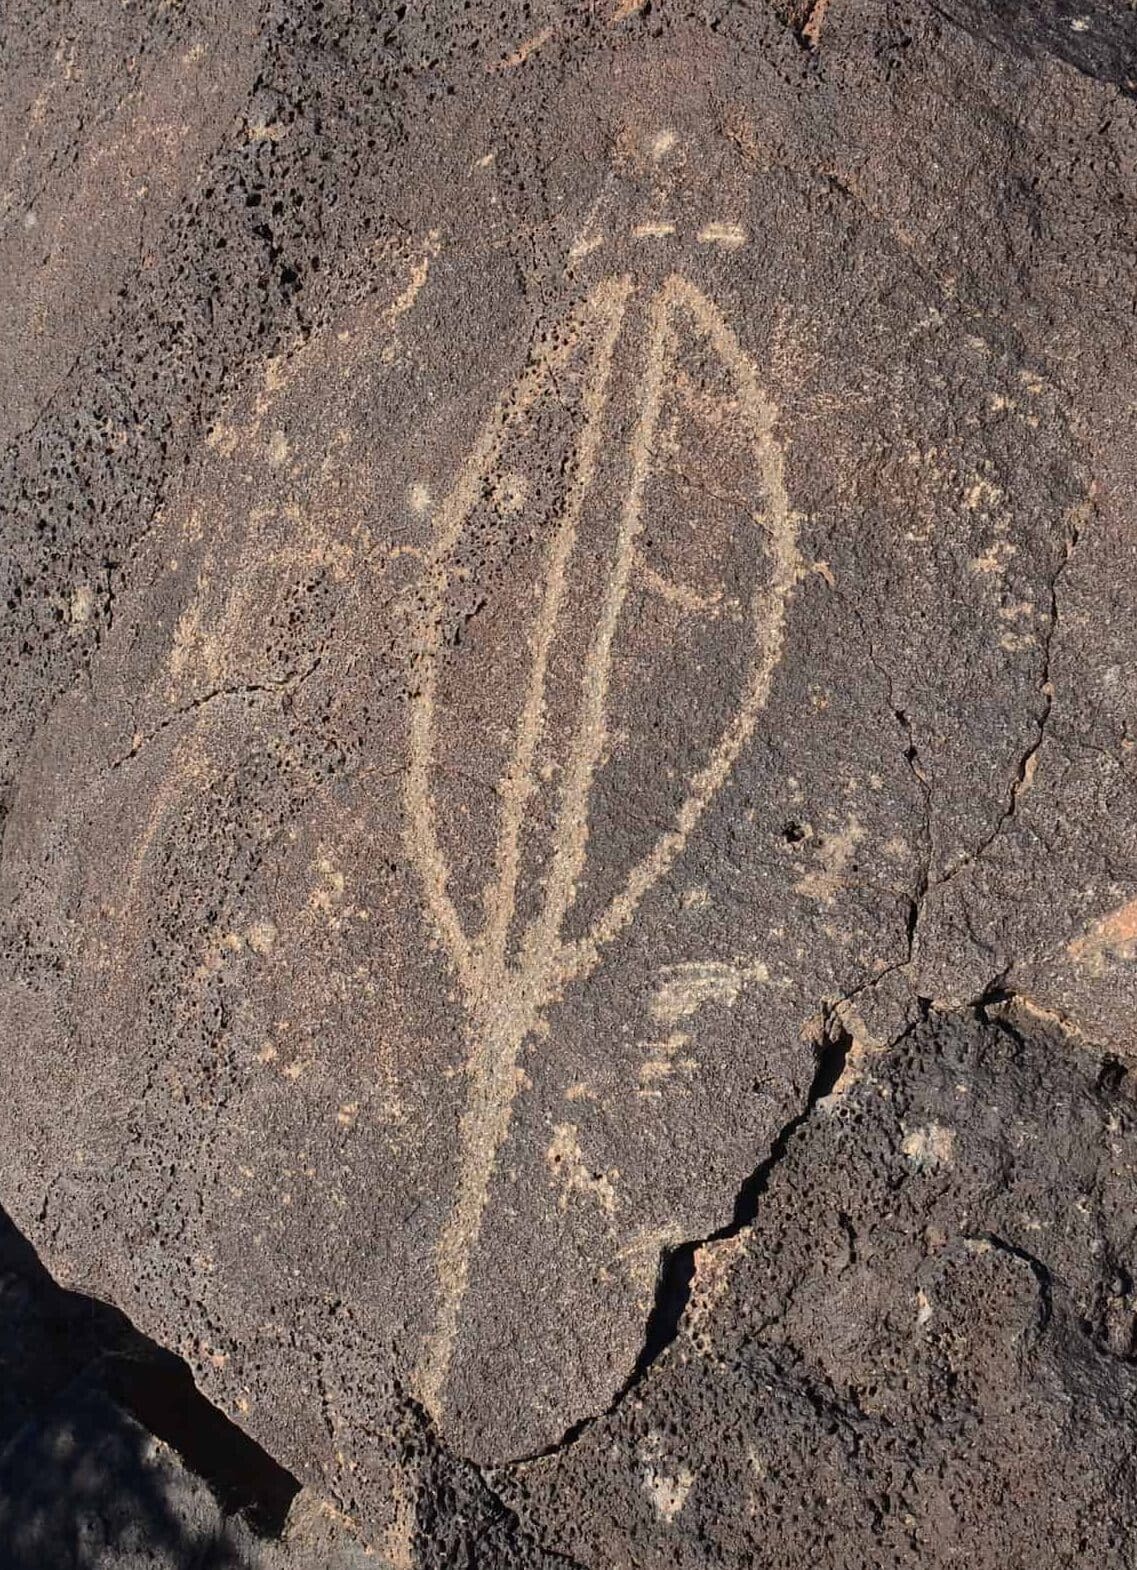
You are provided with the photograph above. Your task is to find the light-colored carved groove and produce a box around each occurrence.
[523,280,673,974]
[409,279,633,1416]
[404,282,627,994]
[413,991,542,1419]
[407,269,800,1427]
[638,559,723,613]
[482,277,633,969]
[563,275,799,983]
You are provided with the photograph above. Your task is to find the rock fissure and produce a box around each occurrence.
[505,1016,853,1469]
[933,516,1081,892]
[965,1231,1055,1338]
[108,657,324,770]
[841,592,935,968]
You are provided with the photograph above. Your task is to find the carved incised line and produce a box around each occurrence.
[405,271,801,1420]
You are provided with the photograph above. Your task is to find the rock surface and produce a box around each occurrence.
[1,0,1136,1563]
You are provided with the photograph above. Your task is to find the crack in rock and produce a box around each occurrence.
[964,1231,1055,1338]
[505,1015,854,1467]
[933,514,1082,890]
[109,657,323,769]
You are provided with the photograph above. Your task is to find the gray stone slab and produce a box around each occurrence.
[1,0,1135,1560]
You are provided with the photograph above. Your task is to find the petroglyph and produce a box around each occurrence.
[495,24,557,71]
[569,217,751,258]
[545,1123,619,1214]
[640,1431,696,1522]
[901,1123,957,1171]
[405,268,801,1422]
[697,221,747,249]
[650,959,770,1024]
[379,229,441,364]
[638,1032,698,1093]
[794,813,866,903]
[643,1463,696,1523]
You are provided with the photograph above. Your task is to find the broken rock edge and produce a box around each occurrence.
[2,969,1119,1557]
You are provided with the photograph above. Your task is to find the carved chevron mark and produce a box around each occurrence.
[405,270,801,1423]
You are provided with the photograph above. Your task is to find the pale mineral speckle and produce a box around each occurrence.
[246,919,278,955]
[642,1462,695,1522]
[67,584,94,627]
[651,128,677,160]
[901,1123,956,1170]
[408,482,434,515]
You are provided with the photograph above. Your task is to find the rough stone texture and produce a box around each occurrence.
[1,1379,262,1570]
[0,1198,372,1567]
[496,1006,1137,1567]
[2,0,1136,1562]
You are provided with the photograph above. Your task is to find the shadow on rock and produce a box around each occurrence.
[0,1204,299,1569]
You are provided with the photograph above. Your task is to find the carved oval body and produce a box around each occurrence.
[406,270,801,1424]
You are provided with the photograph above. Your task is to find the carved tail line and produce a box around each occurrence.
[483,276,633,973]
[405,290,624,995]
[413,992,540,1420]
[562,274,801,985]
[409,279,634,1423]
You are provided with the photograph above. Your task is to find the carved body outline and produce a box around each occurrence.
[405,271,800,1420]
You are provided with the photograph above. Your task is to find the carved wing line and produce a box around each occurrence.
[481,277,633,976]
[405,278,634,996]
[559,272,802,987]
